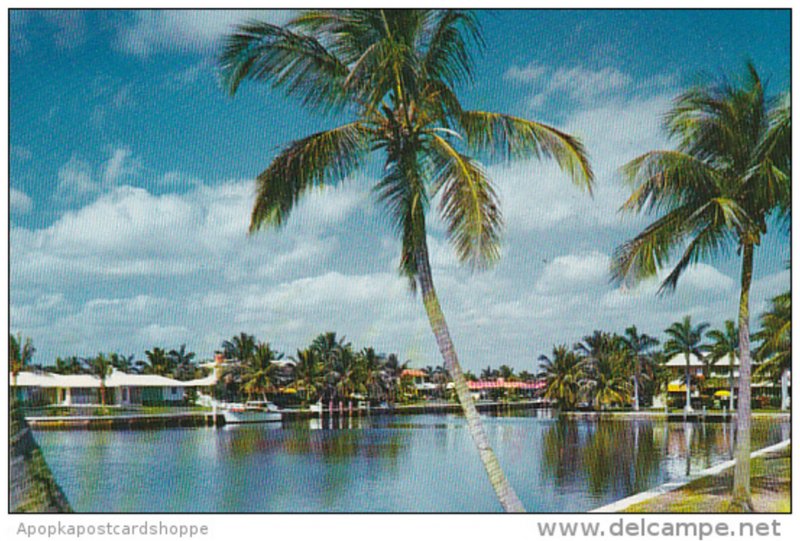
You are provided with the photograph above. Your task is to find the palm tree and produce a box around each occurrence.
[360,347,386,401]
[144,347,174,377]
[611,65,789,511]
[663,316,709,414]
[219,9,593,511]
[9,333,35,387]
[708,320,739,412]
[169,344,197,381]
[222,333,258,363]
[619,326,660,411]
[539,345,583,410]
[109,353,136,374]
[575,332,630,410]
[382,353,409,404]
[754,292,790,410]
[292,348,326,403]
[242,342,282,401]
[85,353,113,406]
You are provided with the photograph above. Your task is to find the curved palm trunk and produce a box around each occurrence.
[416,241,525,513]
[731,243,754,511]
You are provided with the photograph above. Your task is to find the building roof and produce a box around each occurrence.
[402,369,427,378]
[664,353,705,367]
[15,370,217,389]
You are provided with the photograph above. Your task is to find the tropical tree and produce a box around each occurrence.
[360,347,386,401]
[539,345,583,410]
[222,333,258,363]
[707,320,739,412]
[619,326,659,411]
[241,342,282,401]
[144,347,174,377]
[575,332,630,410]
[9,333,35,387]
[109,353,136,374]
[611,65,789,511]
[169,344,197,381]
[754,292,791,410]
[663,316,709,413]
[292,348,326,403]
[85,353,113,406]
[381,353,409,403]
[219,9,593,512]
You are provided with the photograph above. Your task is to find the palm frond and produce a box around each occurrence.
[426,134,502,269]
[620,151,721,214]
[219,21,349,109]
[250,122,372,231]
[459,111,594,192]
[421,10,483,87]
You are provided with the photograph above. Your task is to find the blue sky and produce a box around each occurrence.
[9,9,791,370]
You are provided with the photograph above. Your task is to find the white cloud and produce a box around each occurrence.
[116,10,294,57]
[55,147,141,202]
[10,188,33,215]
[535,252,610,294]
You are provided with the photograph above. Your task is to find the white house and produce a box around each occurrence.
[14,370,217,407]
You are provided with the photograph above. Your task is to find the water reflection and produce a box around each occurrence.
[31,414,789,513]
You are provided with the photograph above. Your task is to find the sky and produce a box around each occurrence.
[8,9,791,371]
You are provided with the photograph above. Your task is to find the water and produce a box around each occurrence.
[32,412,789,512]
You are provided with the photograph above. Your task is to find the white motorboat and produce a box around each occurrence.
[220,400,282,424]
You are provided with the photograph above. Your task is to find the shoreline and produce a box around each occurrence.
[589,438,792,513]
[24,402,790,430]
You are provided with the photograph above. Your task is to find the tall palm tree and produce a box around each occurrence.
[707,320,739,412]
[242,342,282,401]
[611,65,789,511]
[619,326,659,411]
[9,333,35,387]
[219,9,593,512]
[292,348,326,403]
[539,345,583,410]
[663,316,709,414]
[85,353,113,406]
[754,292,790,410]
[109,352,136,374]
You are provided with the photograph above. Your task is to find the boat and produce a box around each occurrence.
[220,400,282,424]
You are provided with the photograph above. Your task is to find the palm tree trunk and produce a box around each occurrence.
[685,361,692,413]
[415,241,525,513]
[780,368,789,411]
[731,242,754,511]
[729,356,735,413]
[634,360,640,412]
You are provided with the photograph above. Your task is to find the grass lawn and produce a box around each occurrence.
[623,446,790,513]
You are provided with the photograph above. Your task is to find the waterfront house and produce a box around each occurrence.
[14,370,217,407]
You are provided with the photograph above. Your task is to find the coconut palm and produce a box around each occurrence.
[619,326,660,411]
[663,316,709,414]
[109,353,136,374]
[539,345,583,410]
[9,333,35,387]
[85,353,113,406]
[707,320,739,412]
[754,292,790,410]
[144,347,174,377]
[169,344,197,381]
[222,333,258,363]
[359,347,386,401]
[575,332,630,410]
[220,9,593,511]
[241,342,282,401]
[292,348,326,403]
[611,65,789,510]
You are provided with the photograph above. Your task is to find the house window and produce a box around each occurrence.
[171,387,178,395]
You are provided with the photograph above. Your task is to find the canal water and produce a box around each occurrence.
[32,412,789,512]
